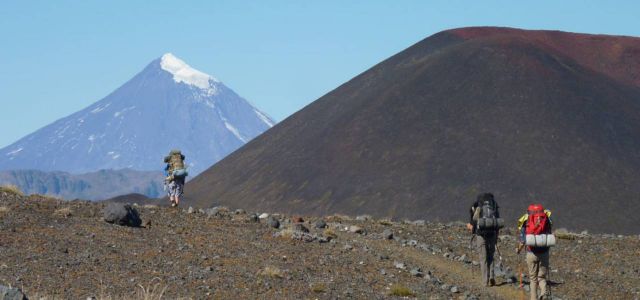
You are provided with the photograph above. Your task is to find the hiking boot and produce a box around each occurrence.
[489,278,496,286]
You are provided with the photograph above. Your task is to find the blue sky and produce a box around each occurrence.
[1,1,639,148]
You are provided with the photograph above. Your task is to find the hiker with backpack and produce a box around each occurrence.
[466,192,504,287]
[163,149,189,207]
[517,204,555,300]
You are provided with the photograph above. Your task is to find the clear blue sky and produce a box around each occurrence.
[1,1,639,148]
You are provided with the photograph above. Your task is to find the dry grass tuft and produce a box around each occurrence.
[54,207,73,218]
[389,284,415,297]
[311,282,326,293]
[278,227,296,239]
[0,206,9,214]
[323,228,338,239]
[30,194,61,201]
[137,278,167,300]
[0,185,23,196]
[379,219,394,226]
[328,213,352,222]
[555,228,579,240]
[258,266,285,278]
[311,282,327,294]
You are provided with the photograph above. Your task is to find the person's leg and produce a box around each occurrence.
[526,252,539,300]
[477,234,489,286]
[175,181,183,206]
[538,251,549,298]
[487,234,497,285]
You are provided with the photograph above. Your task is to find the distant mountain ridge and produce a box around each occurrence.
[185,27,640,234]
[0,53,275,175]
[0,169,164,200]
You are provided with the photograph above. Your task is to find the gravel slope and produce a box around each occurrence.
[0,192,638,299]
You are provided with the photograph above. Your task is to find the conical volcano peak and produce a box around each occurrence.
[160,53,219,91]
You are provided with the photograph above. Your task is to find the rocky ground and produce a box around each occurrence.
[1,190,639,299]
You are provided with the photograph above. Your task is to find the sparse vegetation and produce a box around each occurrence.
[54,207,73,218]
[323,228,337,239]
[389,284,415,297]
[555,228,579,240]
[379,219,394,226]
[277,227,296,239]
[30,194,61,201]
[310,282,326,293]
[137,278,167,300]
[0,185,23,196]
[258,266,284,278]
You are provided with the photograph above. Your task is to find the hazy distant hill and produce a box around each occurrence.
[0,53,275,176]
[185,27,640,234]
[0,169,164,200]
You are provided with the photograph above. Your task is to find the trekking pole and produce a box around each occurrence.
[469,233,477,278]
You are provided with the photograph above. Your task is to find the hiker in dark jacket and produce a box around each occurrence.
[466,192,502,287]
[163,149,188,207]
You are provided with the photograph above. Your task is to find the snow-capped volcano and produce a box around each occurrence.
[0,53,275,175]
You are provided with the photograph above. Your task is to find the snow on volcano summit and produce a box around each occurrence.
[160,53,219,94]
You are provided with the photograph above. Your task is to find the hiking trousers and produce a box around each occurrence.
[526,250,549,300]
[476,233,496,285]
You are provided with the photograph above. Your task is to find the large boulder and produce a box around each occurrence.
[102,203,141,227]
[0,285,27,300]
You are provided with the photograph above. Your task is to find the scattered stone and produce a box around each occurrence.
[258,213,270,219]
[394,261,406,270]
[0,285,27,300]
[412,220,426,226]
[348,225,364,234]
[234,209,246,215]
[407,240,418,246]
[344,244,353,251]
[267,216,280,229]
[450,286,459,293]
[380,269,387,275]
[187,206,195,214]
[290,231,316,242]
[379,254,390,260]
[440,283,450,291]
[410,267,423,277]
[317,236,331,243]
[293,223,309,233]
[205,207,227,217]
[382,229,393,240]
[315,220,327,229]
[292,216,304,223]
[102,203,142,227]
[355,215,371,221]
[247,214,259,223]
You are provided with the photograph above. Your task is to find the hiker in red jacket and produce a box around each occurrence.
[517,204,554,300]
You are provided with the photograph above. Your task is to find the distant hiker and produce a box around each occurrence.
[163,149,188,207]
[466,192,504,287]
[517,204,555,300]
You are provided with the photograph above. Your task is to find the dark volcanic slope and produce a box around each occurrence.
[186,27,640,234]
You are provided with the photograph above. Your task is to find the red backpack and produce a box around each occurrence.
[525,204,549,235]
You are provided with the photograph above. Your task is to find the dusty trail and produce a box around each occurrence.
[363,238,527,300]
